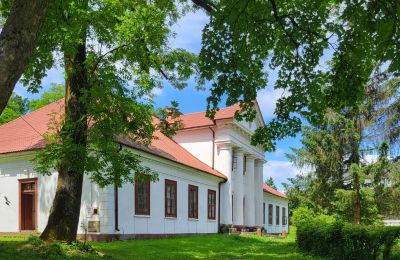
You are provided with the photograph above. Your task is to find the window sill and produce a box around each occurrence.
[165,216,177,219]
[207,219,217,222]
[134,214,151,218]
[188,218,199,221]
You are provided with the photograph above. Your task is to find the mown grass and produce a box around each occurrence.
[0,235,98,259]
[90,227,317,259]
[0,228,317,259]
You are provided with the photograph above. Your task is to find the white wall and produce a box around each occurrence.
[115,150,220,236]
[173,128,214,167]
[0,154,58,232]
[0,150,221,236]
[262,192,289,234]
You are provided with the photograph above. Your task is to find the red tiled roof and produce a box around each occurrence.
[263,183,288,199]
[179,103,241,129]
[0,100,226,180]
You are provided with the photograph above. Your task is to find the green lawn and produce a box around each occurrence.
[91,231,317,259]
[0,229,318,259]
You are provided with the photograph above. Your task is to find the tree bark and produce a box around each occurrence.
[40,41,89,242]
[0,0,49,115]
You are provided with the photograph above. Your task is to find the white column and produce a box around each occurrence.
[244,155,255,226]
[254,159,264,227]
[216,143,233,225]
[232,149,244,225]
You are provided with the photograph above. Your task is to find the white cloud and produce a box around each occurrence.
[257,88,285,119]
[170,10,209,53]
[151,87,163,96]
[263,160,309,191]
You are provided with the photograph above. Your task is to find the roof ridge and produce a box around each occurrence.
[180,103,239,117]
[0,98,63,130]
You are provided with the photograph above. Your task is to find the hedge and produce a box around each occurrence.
[296,219,400,259]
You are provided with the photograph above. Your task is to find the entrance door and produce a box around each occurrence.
[19,179,37,231]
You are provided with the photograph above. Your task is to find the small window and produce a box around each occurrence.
[135,179,150,215]
[276,206,280,225]
[268,204,273,225]
[263,203,266,225]
[282,207,287,225]
[243,155,247,175]
[165,179,177,217]
[22,182,36,192]
[208,189,216,220]
[188,185,198,219]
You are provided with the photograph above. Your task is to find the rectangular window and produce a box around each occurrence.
[165,179,177,217]
[135,179,150,215]
[243,155,247,175]
[268,204,273,225]
[208,189,216,220]
[188,185,198,219]
[276,206,280,225]
[263,203,266,224]
[282,207,287,225]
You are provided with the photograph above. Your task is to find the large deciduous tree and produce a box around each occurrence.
[0,0,49,114]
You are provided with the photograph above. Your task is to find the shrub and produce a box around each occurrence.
[291,207,316,228]
[297,218,400,260]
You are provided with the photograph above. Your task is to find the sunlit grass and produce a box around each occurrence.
[0,227,319,259]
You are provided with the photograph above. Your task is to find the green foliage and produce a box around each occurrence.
[291,207,316,228]
[28,83,65,111]
[195,0,400,151]
[264,177,277,189]
[23,0,200,187]
[297,217,400,259]
[155,100,184,137]
[332,188,380,225]
[0,93,29,125]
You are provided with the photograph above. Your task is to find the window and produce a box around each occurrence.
[208,189,216,220]
[268,204,273,225]
[188,185,198,219]
[165,179,177,217]
[243,155,247,175]
[282,207,287,225]
[263,203,266,224]
[276,206,280,225]
[135,180,150,215]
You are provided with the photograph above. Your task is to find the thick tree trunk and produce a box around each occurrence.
[0,0,48,114]
[40,42,89,242]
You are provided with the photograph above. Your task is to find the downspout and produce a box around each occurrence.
[218,179,227,232]
[114,144,122,234]
[114,185,119,232]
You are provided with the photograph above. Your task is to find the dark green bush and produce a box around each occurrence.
[297,219,400,259]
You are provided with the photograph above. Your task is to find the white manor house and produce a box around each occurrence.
[0,100,288,239]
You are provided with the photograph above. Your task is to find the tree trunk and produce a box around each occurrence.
[0,0,49,114]
[40,41,89,242]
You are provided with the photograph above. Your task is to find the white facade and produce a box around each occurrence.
[173,112,266,228]
[0,150,220,237]
[262,192,289,234]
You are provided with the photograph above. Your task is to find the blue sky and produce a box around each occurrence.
[14,10,305,191]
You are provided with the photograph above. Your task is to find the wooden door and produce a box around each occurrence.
[19,179,37,231]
